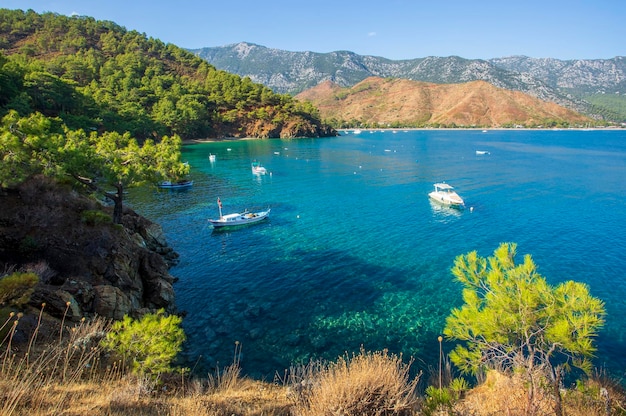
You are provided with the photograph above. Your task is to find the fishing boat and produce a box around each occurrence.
[209,198,270,228]
[251,161,267,175]
[158,179,193,189]
[428,183,465,208]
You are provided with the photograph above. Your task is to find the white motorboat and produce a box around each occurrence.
[158,179,193,189]
[209,198,270,228]
[209,153,216,161]
[428,183,465,208]
[251,161,267,175]
[475,150,490,155]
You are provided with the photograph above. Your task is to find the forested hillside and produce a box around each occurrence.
[0,9,335,140]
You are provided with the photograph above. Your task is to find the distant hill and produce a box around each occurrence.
[295,77,591,128]
[192,42,626,122]
[0,11,334,139]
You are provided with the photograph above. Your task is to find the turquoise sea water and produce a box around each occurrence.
[128,129,626,380]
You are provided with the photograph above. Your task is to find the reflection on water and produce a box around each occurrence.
[429,200,463,222]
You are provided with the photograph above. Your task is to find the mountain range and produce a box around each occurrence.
[191,42,626,122]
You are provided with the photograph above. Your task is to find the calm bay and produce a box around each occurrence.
[128,129,626,380]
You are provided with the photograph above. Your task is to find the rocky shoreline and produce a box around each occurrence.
[0,176,179,327]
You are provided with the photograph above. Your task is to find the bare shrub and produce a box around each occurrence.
[292,348,420,416]
[21,260,57,284]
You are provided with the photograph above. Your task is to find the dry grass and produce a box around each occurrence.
[454,369,626,416]
[454,370,550,415]
[1,308,625,415]
[0,306,113,416]
[290,348,421,416]
[0,310,296,416]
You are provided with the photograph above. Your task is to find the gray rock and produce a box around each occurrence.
[93,285,132,320]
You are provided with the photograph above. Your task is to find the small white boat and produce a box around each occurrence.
[428,183,465,208]
[353,129,362,134]
[209,153,216,161]
[158,179,193,189]
[475,150,490,155]
[251,161,267,175]
[209,198,270,228]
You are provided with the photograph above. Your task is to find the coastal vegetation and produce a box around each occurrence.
[0,9,333,140]
[444,243,606,416]
[0,7,624,415]
[0,7,332,222]
[0,110,188,223]
[0,245,623,415]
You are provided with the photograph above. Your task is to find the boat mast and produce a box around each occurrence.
[217,197,223,219]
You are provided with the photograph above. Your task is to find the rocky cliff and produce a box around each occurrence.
[0,176,179,325]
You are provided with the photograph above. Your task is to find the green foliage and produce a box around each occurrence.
[101,309,185,378]
[0,110,189,223]
[449,377,469,397]
[423,377,468,415]
[584,93,626,122]
[0,9,330,140]
[444,243,606,379]
[424,386,454,415]
[0,272,39,307]
[80,209,112,225]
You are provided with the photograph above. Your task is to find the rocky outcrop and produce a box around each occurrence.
[215,112,336,139]
[0,176,179,321]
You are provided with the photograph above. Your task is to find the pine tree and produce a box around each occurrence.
[444,243,605,415]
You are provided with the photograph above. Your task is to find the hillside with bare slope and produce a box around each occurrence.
[295,77,591,128]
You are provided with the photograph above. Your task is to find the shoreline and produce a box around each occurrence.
[183,136,259,144]
[184,126,625,144]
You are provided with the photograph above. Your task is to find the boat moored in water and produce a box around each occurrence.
[428,183,465,208]
[209,198,270,228]
[158,179,193,189]
[251,161,267,175]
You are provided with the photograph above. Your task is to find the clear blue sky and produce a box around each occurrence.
[3,0,624,60]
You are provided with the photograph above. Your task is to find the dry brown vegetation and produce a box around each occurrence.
[454,370,626,416]
[295,77,592,127]
[289,349,420,415]
[1,310,625,415]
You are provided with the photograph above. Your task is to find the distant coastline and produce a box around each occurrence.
[184,126,625,143]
